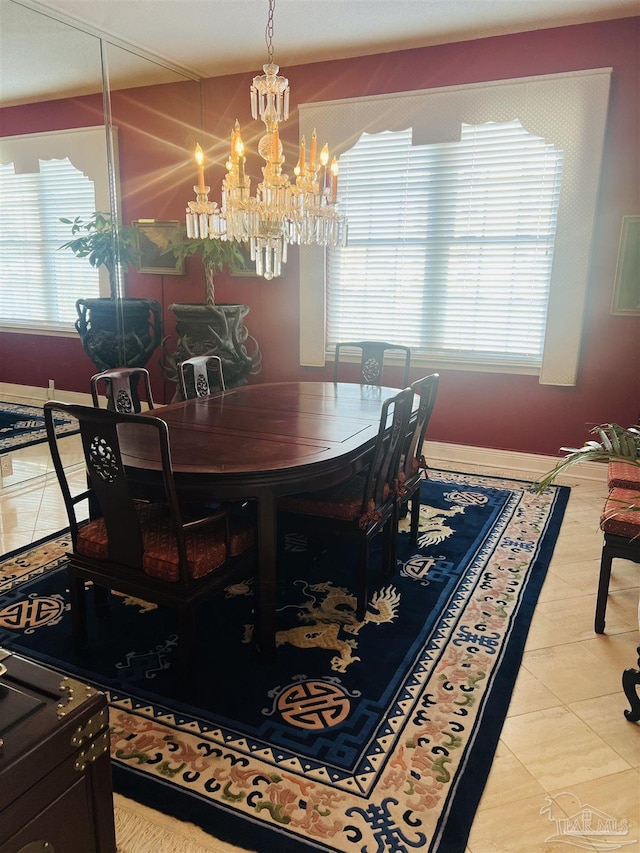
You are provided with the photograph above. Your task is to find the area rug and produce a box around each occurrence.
[0,400,79,452]
[0,470,569,853]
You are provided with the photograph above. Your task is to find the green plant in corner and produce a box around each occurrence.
[164,227,246,306]
[59,211,142,300]
[536,423,640,512]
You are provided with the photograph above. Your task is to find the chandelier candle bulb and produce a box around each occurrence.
[299,137,306,175]
[309,130,317,169]
[330,157,339,203]
[320,143,330,192]
[237,143,245,184]
[195,144,206,192]
[230,123,237,161]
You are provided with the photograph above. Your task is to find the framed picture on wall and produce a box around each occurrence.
[611,215,640,316]
[133,220,184,275]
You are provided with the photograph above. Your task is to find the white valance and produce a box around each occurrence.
[0,125,114,212]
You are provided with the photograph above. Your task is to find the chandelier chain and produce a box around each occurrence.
[265,0,275,64]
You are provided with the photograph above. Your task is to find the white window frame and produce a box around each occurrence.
[299,69,612,386]
[0,125,113,336]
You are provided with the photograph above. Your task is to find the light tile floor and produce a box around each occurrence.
[1,439,638,853]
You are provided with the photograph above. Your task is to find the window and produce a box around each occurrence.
[0,158,99,329]
[299,69,611,385]
[327,121,563,368]
[0,126,112,333]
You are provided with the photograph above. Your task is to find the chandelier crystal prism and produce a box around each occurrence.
[185,0,347,279]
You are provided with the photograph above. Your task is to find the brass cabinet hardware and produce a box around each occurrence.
[74,728,110,772]
[56,675,98,720]
[70,707,109,748]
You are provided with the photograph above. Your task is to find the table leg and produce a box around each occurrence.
[254,491,277,661]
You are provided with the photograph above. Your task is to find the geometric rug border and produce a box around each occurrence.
[0,401,79,453]
[432,477,570,852]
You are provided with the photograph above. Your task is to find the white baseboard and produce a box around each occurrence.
[0,381,92,406]
[0,382,606,484]
[425,440,607,484]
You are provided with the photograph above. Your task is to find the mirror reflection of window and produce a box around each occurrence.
[0,155,100,328]
[0,126,115,328]
[0,4,200,337]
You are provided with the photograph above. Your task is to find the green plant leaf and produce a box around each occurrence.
[58,211,142,299]
[536,423,640,493]
[162,227,247,302]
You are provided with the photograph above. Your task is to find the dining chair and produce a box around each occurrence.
[278,387,414,620]
[178,355,226,400]
[44,401,255,692]
[397,373,440,543]
[595,488,640,634]
[90,367,154,414]
[333,340,411,388]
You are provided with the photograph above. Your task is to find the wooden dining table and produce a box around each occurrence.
[122,381,405,658]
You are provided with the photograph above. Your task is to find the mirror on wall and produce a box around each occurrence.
[0,0,195,105]
[0,0,199,487]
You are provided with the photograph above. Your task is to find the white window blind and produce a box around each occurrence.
[0,125,113,333]
[327,121,563,367]
[0,158,99,329]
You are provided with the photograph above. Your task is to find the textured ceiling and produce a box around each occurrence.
[2,0,638,106]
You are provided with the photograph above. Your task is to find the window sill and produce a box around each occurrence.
[0,324,77,338]
[326,349,540,376]
[409,355,540,376]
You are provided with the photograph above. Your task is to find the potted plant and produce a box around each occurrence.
[59,211,163,371]
[160,229,262,395]
[537,423,640,492]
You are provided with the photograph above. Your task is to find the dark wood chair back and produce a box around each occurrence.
[333,340,411,387]
[178,355,226,400]
[362,386,415,514]
[90,367,154,414]
[402,373,439,483]
[397,373,439,543]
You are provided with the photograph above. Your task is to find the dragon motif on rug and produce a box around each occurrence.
[275,582,400,673]
[399,502,465,546]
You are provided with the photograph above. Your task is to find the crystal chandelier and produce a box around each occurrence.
[185,0,347,280]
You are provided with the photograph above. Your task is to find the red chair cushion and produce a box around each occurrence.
[76,503,253,582]
[280,477,365,521]
[608,461,640,490]
[280,476,391,528]
[228,520,256,557]
[600,488,640,539]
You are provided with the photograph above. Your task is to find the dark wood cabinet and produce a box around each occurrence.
[0,649,116,853]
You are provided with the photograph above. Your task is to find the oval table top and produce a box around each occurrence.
[122,381,399,493]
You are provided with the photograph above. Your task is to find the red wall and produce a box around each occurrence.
[1,18,638,456]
